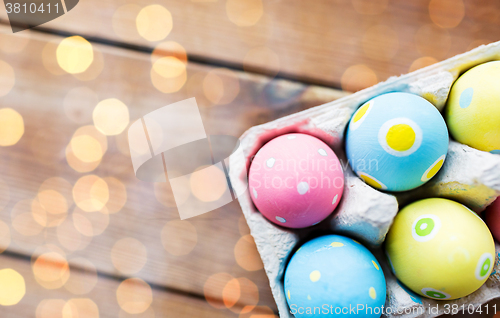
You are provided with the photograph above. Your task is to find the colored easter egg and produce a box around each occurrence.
[285,235,386,318]
[248,133,344,228]
[445,61,500,153]
[385,198,495,300]
[345,92,449,192]
[485,198,500,242]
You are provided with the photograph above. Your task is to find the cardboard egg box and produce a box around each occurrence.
[229,41,500,318]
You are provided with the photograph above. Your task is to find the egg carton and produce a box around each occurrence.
[229,41,500,318]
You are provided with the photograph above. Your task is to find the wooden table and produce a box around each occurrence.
[0,0,499,317]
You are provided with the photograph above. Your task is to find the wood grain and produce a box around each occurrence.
[1,0,499,88]
[0,24,347,312]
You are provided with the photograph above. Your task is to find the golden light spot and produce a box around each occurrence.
[73,175,110,212]
[0,220,10,253]
[136,5,173,42]
[33,252,70,289]
[0,269,25,306]
[330,242,344,247]
[72,206,110,238]
[362,25,399,62]
[352,0,388,15]
[222,278,240,309]
[0,29,30,54]
[103,177,127,214]
[415,24,451,59]
[234,235,264,271]
[62,299,99,318]
[369,287,377,299]
[238,215,251,236]
[70,135,103,163]
[0,178,10,212]
[66,145,101,173]
[116,278,153,314]
[353,103,370,123]
[161,220,198,256]
[111,238,148,275]
[36,299,66,318]
[38,190,68,215]
[190,165,227,202]
[113,4,142,41]
[93,98,130,136]
[225,277,259,314]
[226,0,263,27]
[429,0,465,29]
[151,41,187,65]
[0,108,23,146]
[358,173,386,190]
[409,56,438,72]
[309,270,321,282]
[386,124,415,151]
[56,36,94,74]
[64,258,98,295]
[42,40,65,75]
[12,199,44,235]
[0,61,15,97]
[372,260,380,270]
[31,129,68,165]
[204,273,235,309]
[203,68,240,105]
[151,58,187,93]
[243,46,280,77]
[72,47,104,81]
[341,65,378,92]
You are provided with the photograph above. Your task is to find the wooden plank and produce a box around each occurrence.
[1,0,498,88]
[0,25,347,311]
[0,252,263,318]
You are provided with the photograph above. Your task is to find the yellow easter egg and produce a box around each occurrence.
[445,61,500,153]
[385,198,495,300]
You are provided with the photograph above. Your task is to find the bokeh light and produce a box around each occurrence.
[351,0,388,15]
[119,307,155,318]
[31,129,68,165]
[362,25,399,61]
[103,177,127,214]
[111,237,148,275]
[56,36,94,74]
[0,61,15,97]
[32,251,70,289]
[72,206,110,239]
[68,125,108,166]
[136,5,173,42]
[93,98,130,136]
[151,57,187,93]
[341,64,378,92]
[429,0,465,29]
[0,268,25,306]
[409,56,439,72]
[224,277,259,314]
[161,220,197,256]
[0,29,30,54]
[65,258,98,295]
[38,189,68,216]
[203,68,240,105]
[222,278,240,308]
[12,199,44,236]
[62,299,100,318]
[116,278,153,314]
[66,145,101,173]
[243,46,280,77]
[0,108,24,146]
[72,47,105,81]
[57,218,92,251]
[234,234,263,271]
[113,4,142,41]
[36,299,66,318]
[63,87,98,125]
[414,24,451,59]
[73,175,110,212]
[226,0,263,27]
[190,165,227,202]
[151,41,187,65]
[204,272,235,309]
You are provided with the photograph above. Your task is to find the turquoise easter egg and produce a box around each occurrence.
[346,92,449,192]
[284,235,386,318]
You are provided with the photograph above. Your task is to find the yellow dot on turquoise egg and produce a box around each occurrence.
[288,290,291,300]
[386,124,415,151]
[369,287,377,299]
[307,295,311,300]
[310,270,321,282]
[350,101,373,130]
[372,260,379,270]
[358,172,387,190]
[379,118,422,157]
[330,242,344,247]
[421,155,446,182]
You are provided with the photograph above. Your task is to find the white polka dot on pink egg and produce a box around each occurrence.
[248,133,345,228]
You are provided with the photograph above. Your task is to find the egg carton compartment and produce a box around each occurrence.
[229,41,500,318]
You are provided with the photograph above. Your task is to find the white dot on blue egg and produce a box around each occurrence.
[459,87,474,108]
[276,216,286,223]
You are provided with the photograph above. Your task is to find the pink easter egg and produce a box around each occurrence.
[248,133,344,228]
[485,198,500,242]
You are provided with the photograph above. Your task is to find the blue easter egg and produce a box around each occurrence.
[284,235,386,318]
[345,92,449,192]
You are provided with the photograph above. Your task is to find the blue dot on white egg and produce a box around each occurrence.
[346,92,449,192]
